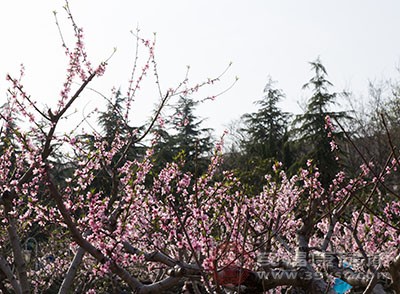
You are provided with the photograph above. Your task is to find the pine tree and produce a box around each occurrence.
[242,78,290,162]
[238,78,292,192]
[0,102,18,153]
[154,95,213,176]
[80,90,144,195]
[293,58,348,187]
[98,90,141,148]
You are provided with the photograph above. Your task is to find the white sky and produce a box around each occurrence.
[1,1,400,136]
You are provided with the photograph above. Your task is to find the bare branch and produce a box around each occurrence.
[0,255,22,294]
[58,247,85,294]
[3,192,30,294]
[389,253,400,293]
[45,170,144,291]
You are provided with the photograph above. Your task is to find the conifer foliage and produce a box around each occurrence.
[154,95,213,175]
[293,58,349,187]
[242,78,289,162]
[238,78,292,192]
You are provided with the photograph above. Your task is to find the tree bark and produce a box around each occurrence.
[58,246,85,294]
[3,192,30,294]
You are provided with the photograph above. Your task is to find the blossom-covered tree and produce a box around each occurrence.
[0,3,399,294]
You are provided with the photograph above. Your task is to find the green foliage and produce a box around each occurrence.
[224,79,293,193]
[242,78,290,162]
[153,95,213,176]
[98,90,139,146]
[292,58,349,187]
[0,102,19,165]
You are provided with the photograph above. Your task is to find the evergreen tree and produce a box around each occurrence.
[0,102,18,154]
[242,78,290,163]
[238,79,292,192]
[154,95,213,176]
[293,58,348,187]
[152,123,175,166]
[98,89,143,149]
[80,90,144,195]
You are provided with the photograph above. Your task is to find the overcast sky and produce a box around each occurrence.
[1,1,400,135]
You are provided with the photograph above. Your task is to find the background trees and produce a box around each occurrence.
[226,60,350,192]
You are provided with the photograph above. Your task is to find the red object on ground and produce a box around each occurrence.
[214,265,252,286]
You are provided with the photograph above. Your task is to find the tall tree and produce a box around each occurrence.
[0,102,19,156]
[293,58,348,187]
[80,90,144,195]
[98,89,142,148]
[242,78,291,163]
[238,78,292,192]
[154,95,213,175]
